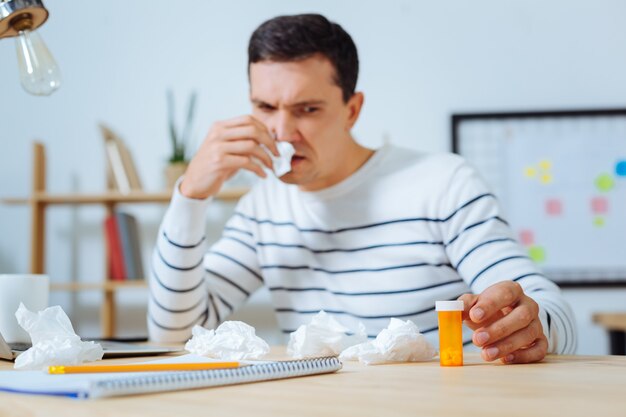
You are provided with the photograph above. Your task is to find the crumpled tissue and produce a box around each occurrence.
[339,318,436,365]
[264,141,295,177]
[14,303,104,370]
[184,321,270,360]
[287,311,367,358]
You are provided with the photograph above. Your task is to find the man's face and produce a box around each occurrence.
[249,54,360,191]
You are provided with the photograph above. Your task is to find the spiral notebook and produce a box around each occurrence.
[0,356,342,399]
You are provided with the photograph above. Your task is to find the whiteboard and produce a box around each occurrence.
[452,110,626,285]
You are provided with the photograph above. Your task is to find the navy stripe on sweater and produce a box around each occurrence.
[223,235,257,253]
[546,311,552,334]
[469,256,529,287]
[215,293,234,312]
[268,278,465,297]
[157,245,203,271]
[234,193,496,234]
[261,262,453,275]
[150,292,205,314]
[208,251,263,282]
[205,267,251,297]
[445,216,509,246]
[208,293,220,323]
[454,238,516,269]
[162,231,205,249]
[512,273,545,283]
[257,239,444,254]
[152,266,204,293]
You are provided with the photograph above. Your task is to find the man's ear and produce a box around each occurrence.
[345,92,364,131]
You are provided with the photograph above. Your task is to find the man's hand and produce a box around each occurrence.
[458,281,547,364]
[180,115,280,199]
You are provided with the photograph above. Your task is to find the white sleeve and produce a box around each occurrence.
[439,159,577,354]
[148,181,263,342]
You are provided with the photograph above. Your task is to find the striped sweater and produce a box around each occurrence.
[148,144,576,353]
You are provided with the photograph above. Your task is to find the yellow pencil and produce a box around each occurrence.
[48,362,242,374]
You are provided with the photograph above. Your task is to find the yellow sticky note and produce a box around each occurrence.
[540,174,553,184]
[524,167,537,178]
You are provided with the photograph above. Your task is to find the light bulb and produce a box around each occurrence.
[14,28,61,96]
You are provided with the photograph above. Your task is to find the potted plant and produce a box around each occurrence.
[164,89,197,190]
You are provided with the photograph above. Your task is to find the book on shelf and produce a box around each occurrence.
[103,211,144,281]
[100,123,143,194]
[115,212,144,280]
[103,214,126,281]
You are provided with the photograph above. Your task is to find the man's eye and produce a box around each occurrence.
[302,106,319,114]
[257,103,275,112]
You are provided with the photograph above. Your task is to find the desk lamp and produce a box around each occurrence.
[0,0,60,95]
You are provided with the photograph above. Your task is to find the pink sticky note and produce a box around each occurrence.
[591,197,608,214]
[519,230,534,246]
[545,199,562,216]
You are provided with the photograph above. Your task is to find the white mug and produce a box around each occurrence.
[0,274,49,343]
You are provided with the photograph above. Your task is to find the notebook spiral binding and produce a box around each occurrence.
[88,356,342,399]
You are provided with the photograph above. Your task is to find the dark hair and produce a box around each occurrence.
[248,14,359,102]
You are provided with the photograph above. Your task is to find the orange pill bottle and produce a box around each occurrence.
[436,300,464,367]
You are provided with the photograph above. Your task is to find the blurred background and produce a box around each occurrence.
[1,0,625,354]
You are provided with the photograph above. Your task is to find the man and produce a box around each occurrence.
[149,14,576,364]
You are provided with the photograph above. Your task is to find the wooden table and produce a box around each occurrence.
[593,312,626,355]
[0,349,625,417]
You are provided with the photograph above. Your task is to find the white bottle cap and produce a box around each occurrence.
[436,300,464,311]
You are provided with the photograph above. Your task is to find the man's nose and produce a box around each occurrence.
[272,111,298,143]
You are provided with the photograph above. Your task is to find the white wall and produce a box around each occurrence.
[1,0,625,353]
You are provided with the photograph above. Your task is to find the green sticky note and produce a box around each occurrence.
[595,174,615,192]
[528,246,546,263]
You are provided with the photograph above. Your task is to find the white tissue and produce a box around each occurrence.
[287,311,367,358]
[13,303,104,370]
[339,318,436,365]
[184,322,270,360]
[265,141,295,177]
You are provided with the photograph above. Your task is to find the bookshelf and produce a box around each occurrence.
[1,142,248,337]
